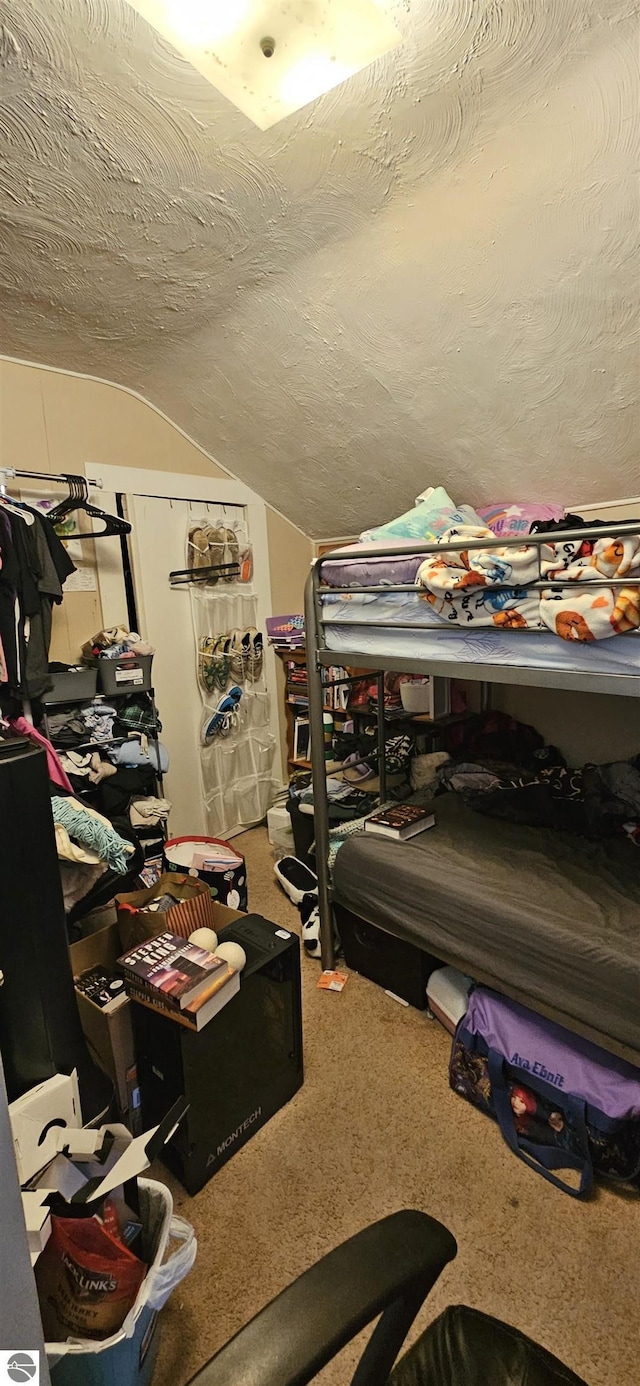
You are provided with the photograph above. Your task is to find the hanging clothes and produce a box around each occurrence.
[0,502,76,706]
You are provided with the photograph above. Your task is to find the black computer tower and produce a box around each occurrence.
[133,914,303,1194]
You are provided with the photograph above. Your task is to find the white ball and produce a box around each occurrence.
[215,940,247,973]
[189,927,218,954]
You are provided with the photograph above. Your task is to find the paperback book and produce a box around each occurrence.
[118,932,227,1009]
[75,966,128,1014]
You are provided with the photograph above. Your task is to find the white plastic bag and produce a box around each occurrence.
[145,1215,197,1311]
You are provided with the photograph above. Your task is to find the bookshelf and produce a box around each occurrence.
[275,647,353,772]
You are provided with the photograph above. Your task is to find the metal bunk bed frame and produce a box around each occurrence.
[304,520,640,969]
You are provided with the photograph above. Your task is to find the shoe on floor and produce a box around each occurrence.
[274,855,318,904]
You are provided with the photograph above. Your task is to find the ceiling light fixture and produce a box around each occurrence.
[127,1,402,129]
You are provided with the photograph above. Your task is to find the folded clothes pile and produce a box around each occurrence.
[80,700,117,743]
[129,796,171,828]
[82,626,154,661]
[46,709,87,748]
[59,750,117,786]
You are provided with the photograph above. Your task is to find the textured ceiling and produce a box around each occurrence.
[0,1,638,536]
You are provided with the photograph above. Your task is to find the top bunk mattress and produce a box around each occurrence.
[333,793,640,1058]
[321,591,640,679]
[321,540,422,588]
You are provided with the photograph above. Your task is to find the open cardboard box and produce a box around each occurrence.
[70,924,138,1122]
[116,897,245,953]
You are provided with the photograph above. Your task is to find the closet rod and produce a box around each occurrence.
[0,468,103,489]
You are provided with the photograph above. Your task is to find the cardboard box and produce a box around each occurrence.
[22,1189,52,1263]
[117,898,244,953]
[70,925,137,1121]
[10,1071,81,1184]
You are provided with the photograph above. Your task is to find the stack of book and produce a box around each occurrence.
[118,932,239,1031]
[266,614,305,650]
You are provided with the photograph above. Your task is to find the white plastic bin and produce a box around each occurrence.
[46,1179,196,1386]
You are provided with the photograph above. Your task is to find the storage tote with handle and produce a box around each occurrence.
[46,1179,196,1386]
[450,987,640,1198]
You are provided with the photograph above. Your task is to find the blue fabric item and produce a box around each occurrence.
[108,739,169,771]
[51,796,133,874]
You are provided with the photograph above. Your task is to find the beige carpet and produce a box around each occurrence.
[153,826,639,1386]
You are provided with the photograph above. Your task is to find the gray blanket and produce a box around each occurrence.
[333,793,640,1059]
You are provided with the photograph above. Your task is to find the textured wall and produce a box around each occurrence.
[0,1,638,536]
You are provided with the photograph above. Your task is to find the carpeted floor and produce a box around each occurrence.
[153,826,638,1386]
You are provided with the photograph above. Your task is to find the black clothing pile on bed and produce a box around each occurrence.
[438,712,640,844]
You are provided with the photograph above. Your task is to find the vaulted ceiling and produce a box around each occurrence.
[0,1,638,536]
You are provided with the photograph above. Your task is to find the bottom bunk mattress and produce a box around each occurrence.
[332,794,640,1059]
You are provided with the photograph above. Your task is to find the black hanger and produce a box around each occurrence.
[46,475,131,538]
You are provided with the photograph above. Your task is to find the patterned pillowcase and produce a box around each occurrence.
[477,502,565,536]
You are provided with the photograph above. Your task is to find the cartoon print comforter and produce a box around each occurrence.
[416,525,640,641]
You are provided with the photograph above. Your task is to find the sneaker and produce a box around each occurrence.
[212,633,230,690]
[226,629,245,682]
[273,855,318,905]
[241,627,263,683]
[201,686,243,744]
[198,637,218,695]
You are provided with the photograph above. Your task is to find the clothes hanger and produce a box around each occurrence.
[47,475,131,538]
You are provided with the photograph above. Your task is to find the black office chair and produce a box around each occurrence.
[187,1210,588,1386]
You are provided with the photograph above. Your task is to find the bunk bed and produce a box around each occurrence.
[303,520,640,1064]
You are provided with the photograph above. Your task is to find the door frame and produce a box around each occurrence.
[88,465,283,811]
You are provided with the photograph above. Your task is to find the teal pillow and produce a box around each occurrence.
[362,488,484,543]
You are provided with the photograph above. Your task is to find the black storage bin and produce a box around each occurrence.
[97,653,153,694]
[43,666,98,704]
[334,903,440,1009]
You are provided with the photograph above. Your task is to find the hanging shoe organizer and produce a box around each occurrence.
[186,505,275,838]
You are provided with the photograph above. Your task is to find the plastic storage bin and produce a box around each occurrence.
[46,1179,196,1386]
[43,667,98,704]
[97,655,153,695]
[426,966,474,1034]
[400,677,450,718]
[334,904,439,1008]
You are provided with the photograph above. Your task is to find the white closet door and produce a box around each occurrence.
[128,493,206,835]
[126,492,278,838]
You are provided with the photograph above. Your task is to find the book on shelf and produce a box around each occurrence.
[118,931,228,1010]
[364,804,436,841]
[292,717,310,763]
[74,965,128,1014]
[125,966,240,1031]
